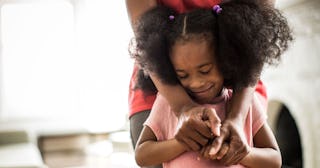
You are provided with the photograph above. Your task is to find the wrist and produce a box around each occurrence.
[226,86,254,123]
[226,109,246,124]
[225,102,245,125]
[179,102,200,117]
[174,138,188,152]
[239,148,252,167]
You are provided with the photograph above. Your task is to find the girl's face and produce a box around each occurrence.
[170,39,224,104]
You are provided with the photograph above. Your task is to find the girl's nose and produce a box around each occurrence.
[189,77,205,90]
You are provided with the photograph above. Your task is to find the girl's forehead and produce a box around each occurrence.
[171,33,214,51]
[170,38,215,64]
[171,35,215,53]
[175,33,211,44]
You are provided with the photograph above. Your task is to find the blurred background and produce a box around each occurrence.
[0,0,319,167]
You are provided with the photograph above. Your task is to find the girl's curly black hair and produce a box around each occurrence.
[130,0,293,95]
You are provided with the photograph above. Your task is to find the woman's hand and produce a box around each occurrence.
[174,107,221,151]
[208,119,250,166]
[206,86,254,165]
[200,141,230,161]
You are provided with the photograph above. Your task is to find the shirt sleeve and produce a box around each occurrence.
[144,94,176,141]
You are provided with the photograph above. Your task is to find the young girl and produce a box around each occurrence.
[132,0,292,167]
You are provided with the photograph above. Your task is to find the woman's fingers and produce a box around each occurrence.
[216,143,229,160]
[208,124,229,155]
[202,108,221,136]
[175,114,212,151]
[217,120,250,165]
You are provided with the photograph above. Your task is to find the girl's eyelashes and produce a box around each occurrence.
[177,74,188,79]
[175,64,213,79]
[200,70,210,74]
[199,65,213,75]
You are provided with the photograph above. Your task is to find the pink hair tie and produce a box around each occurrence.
[169,15,175,20]
[213,5,222,14]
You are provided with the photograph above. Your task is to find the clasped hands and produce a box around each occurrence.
[174,107,250,166]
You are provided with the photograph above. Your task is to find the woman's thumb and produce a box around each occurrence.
[205,108,221,136]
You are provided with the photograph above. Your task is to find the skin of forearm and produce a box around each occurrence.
[149,73,198,116]
[226,86,255,123]
[240,147,281,168]
[135,138,187,167]
[125,0,197,116]
[125,0,157,30]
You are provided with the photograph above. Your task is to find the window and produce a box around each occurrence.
[0,0,133,133]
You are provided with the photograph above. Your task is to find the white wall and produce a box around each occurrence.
[262,0,320,167]
[0,0,134,136]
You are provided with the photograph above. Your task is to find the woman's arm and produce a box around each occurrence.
[210,0,277,159]
[208,86,254,158]
[240,124,282,168]
[125,0,157,30]
[126,0,198,116]
[226,86,255,124]
[149,73,199,115]
[126,0,219,152]
[135,126,187,167]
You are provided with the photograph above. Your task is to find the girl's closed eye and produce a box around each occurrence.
[200,69,210,75]
[199,64,213,75]
[177,72,188,79]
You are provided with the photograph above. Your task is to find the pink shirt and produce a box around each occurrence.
[144,88,267,168]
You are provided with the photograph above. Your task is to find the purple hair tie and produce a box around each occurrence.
[169,15,175,20]
[213,5,222,14]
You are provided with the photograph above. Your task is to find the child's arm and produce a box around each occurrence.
[240,124,282,168]
[135,126,187,167]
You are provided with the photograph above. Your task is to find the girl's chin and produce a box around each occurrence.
[189,88,220,103]
[195,96,212,104]
[194,91,220,104]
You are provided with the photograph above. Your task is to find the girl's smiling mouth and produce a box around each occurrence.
[190,85,214,95]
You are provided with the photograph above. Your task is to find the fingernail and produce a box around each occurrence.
[209,147,218,155]
[214,127,220,136]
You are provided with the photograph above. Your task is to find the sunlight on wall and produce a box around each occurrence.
[73,0,134,132]
[0,0,133,133]
[1,1,75,119]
